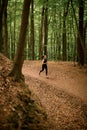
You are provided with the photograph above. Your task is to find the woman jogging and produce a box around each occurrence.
[39,55,48,77]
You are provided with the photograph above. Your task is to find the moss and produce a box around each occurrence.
[10,93,49,130]
[7,111,19,129]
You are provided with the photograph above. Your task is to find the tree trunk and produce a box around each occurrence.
[9,13,14,59]
[4,0,8,57]
[77,0,84,66]
[13,0,17,56]
[0,0,6,52]
[83,20,87,47]
[9,0,31,82]
[39,6,44,59]
[30,0,35,60]
[44,0,48,55]
[62,0,70,61]
[62,8,67,61]
[0,0,3,52]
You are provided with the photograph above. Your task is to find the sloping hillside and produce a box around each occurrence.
[0,53,87,130]
[0,53,49,130]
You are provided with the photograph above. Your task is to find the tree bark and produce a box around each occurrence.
[62,7,67,61]
[30,0,35,60]
[4,0,8,57]
[77,0,84,65]
[62,0,70,61]
[0,0,7,52]
[9,0,31,82]
[83,19,87,47]
[39,6,44,59]
[44,0,48,55]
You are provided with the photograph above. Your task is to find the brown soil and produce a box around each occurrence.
[0,52,87,130]
[23,60,87,130]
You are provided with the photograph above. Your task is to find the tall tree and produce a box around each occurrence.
[0,0,3,52]
[9,0,31,81]
[77,0,85,65]
[0,0,8,52]
[83,20,87,48]
[3,0,8,57]
[44,0,48,55]
[30,0,35,60]
[62,0,70,61]
[39,6,44,59]
[83,1,87,49]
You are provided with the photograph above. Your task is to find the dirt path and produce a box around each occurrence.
[23,61,87,130]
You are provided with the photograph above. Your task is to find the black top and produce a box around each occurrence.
[44,58,47,63]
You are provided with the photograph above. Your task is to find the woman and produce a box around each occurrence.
[39,55,48,76]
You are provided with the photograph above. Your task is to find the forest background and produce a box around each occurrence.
[0,0,87,81]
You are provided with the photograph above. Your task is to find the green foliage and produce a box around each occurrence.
[7,0,87,61]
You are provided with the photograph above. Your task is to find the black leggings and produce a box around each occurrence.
[40,64,48,75]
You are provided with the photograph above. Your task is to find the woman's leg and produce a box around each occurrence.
[39,64,44,74]
[45,64,48,76]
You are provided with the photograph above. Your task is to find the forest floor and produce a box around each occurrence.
[23,60,87,130]
[0,52,87,130]
[0,54,49,130]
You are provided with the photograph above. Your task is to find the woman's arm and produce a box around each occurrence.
[42,59,44,64]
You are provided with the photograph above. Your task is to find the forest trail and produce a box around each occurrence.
[23,60,87,130]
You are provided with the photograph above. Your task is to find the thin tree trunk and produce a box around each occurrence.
[9,14,13,59]
[4,0,8,57]
[83,19,87,47]
[62,7,67,61]
[30,0,35,60]
[13,0,17,56]
[39,6,44,59]
[0,0,6,52]
[44,0,48,55]
[56,31,59,60]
